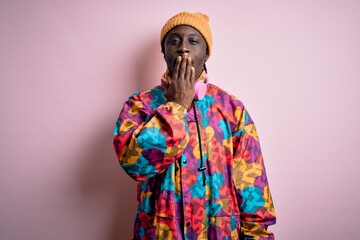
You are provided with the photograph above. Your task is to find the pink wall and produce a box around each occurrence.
[1,0,359,239]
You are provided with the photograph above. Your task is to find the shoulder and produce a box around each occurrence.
[129,85,166,110]
[207,83,256,127]
[130,85,163,101]
[207,83,245,111]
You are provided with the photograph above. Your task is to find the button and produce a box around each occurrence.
[186,222,191,227]
[182,159,187,164]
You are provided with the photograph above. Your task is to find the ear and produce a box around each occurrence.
[161,43,166,58]
[205,54,209,62]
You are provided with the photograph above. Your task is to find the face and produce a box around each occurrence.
[162,25,209,79]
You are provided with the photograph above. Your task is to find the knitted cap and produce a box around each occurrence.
[160,12,213,56]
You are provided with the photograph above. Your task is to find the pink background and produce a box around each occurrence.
[1,0,359,239]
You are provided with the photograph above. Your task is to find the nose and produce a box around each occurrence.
[176,41,190,55]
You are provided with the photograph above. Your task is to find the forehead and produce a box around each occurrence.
[166,25,204,39]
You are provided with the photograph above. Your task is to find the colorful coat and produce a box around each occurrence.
[113,72,276,239]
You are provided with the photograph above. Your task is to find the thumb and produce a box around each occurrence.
[161,79,169,90]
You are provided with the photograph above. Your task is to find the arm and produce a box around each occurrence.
[232,107,276,239]
[113,54,196,182]
[113,97,189,182]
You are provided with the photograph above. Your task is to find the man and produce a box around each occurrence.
[113,12,276,239]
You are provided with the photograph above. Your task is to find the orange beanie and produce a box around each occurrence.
[160,12,213,56]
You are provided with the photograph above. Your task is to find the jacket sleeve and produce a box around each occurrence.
[113,97,189,182]
[232,106,276,240]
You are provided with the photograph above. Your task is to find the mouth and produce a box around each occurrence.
[167,54,196,77]
[171,54,195,68]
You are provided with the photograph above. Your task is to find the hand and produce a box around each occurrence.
[163,54,195,110]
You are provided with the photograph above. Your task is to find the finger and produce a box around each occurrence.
[172,56,181,81]
[185,56,192,81]
[179,54,187,80]
[161,79,169,89]
[190,67,195,86]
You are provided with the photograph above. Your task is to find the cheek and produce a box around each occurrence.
[164,56,176,75]
[164,55,173,67]
[193,48,207,65]
[194,55,207,68]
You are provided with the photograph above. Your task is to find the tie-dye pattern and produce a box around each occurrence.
[113,72,276,239]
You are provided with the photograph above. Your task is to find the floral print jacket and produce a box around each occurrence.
[113,72,276,239]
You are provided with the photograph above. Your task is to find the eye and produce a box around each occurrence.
[190,38,199,45]
[168,38,180,45]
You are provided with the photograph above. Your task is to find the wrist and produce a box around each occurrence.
[168,100,190,110]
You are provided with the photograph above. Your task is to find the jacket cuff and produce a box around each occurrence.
[158,101,187,119]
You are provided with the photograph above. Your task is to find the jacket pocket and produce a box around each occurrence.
[208,215,241,240]
[208,196,241,217]
[153,215,181,239]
